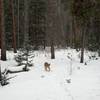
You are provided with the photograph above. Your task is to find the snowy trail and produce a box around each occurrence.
[0,50,100,100]
[68,59,100,100]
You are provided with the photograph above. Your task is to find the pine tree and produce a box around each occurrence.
[15,46,34,68]
[22,0,29,71]
[15,0,34,71]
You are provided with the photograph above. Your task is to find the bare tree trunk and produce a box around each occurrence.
[46,0,58,59]
[51,40,55,59]
[17,0,20,49]
[80,26,85,63]
[24,0,29,45]
[0,31,1,49]
[10,0,17,53]
[0,0,6,61]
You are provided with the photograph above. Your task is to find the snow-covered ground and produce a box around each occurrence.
[0,49,100,100]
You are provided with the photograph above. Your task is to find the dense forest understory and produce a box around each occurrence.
[0,0,100,61]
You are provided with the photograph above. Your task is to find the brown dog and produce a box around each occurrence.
[44,62,50,72]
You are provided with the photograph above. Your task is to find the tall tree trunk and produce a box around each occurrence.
[80,26,85,63]
[51,40,55,59]
[0,30,1,49]
[24,0,29,45]
[0,0,6,61]
[47,0,58,59]
[17,0,20,49]
[10,0,17,53]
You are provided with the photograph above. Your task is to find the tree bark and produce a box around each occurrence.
[0,0,6,61]
[80,26,85,63]
[51,40,55,59]
[0,32,1,49]
[10,0,17,53]
[24,0,29,46]
[47,0,58,59]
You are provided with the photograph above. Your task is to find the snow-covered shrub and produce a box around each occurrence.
[15,46,34,71]
[0,67,9,86]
